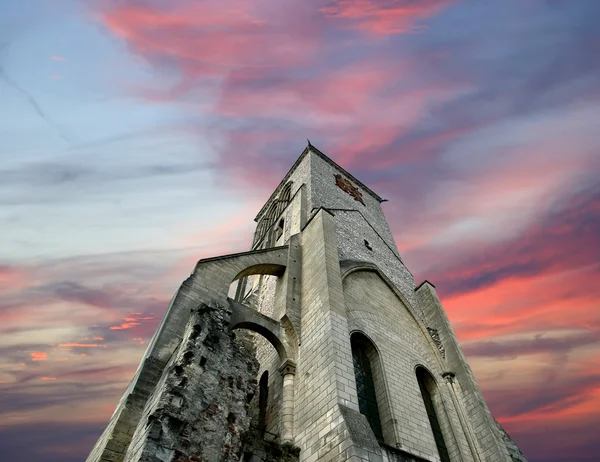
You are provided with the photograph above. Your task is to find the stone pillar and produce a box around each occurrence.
[279,359,297,443]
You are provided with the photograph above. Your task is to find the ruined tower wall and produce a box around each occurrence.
[122,305,260,462]
[87,144,528,462]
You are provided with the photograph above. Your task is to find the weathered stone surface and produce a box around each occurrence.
[241,433,300,462]
[125,304,260,462]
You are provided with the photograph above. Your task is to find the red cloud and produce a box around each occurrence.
[109,313,155,331]
[31,352,48,361]
[109,323,137,330]
[320,0,453,35]
[443,263,600,343]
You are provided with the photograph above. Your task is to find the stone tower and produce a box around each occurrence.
[87,144,527,462]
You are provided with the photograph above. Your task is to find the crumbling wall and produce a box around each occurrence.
[241,435,300,462]
[124,303,260,462]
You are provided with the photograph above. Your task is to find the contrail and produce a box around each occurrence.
[0,41,74,147]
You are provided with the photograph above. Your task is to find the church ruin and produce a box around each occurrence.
[87,144,527,462]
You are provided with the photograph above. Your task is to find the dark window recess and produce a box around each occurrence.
[417,370,451,462]
[351,340,384,441]
[258,371,269,433]
[364,239,373,251]
[276,219,284,240]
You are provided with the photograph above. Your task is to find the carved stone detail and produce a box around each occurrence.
[427,327,446,359]
[334,174,365,205]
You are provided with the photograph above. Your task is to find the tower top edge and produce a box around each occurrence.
[254,142,385,222]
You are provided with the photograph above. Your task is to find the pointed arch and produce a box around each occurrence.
[341,260,448,370]
[416,366,451,462]
[280,181,293,208]
[350,332,394,443]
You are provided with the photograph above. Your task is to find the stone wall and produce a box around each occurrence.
[123,304,261,462]
[343,269,472,461]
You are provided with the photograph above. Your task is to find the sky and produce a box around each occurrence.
[0,0,599,461]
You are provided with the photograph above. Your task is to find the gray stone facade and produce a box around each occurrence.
[87,144,527,462]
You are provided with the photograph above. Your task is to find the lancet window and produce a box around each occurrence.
[416,367,450,462]
[351,333,384,441]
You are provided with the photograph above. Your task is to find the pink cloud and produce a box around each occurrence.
[0,265,29,294]
[58,343,107,348]
[99,0,322,82]
[319,0,454,36]
[31,352,48,361]
[51,56,67,61]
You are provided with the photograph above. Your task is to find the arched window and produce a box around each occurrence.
[266,202,278,228]
[253,218,267,247]
[351,333,384,441]
[416,367,450,462]
[258,371,269,433]
[280,182,292,207]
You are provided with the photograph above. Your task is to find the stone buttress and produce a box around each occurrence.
[87,144,527,462]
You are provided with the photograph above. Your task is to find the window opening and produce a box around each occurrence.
[351,336,384,441]
[258,371,269,433]
[276,219,284,241]
[417,368,450,462]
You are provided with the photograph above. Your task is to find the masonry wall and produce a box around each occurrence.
[88,145,527,462]
[343,270,473,462]
[415,283,515,462]
[124,304,260,462]
[305,152,420,316]
[308,153,398,258]
[249,154,311,441]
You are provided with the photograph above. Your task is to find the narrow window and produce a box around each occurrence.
[276,219,284,240]
[351,334,384,441]
[258,371,269,433]
[416,368,450,462]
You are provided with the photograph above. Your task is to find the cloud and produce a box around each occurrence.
[31,352,48,361]
[319,0,454,35]
[422,182,600,301]
[98,0,324,81]
[463,331,600,360]
[0,265,28,293]
[0,422,103,462]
